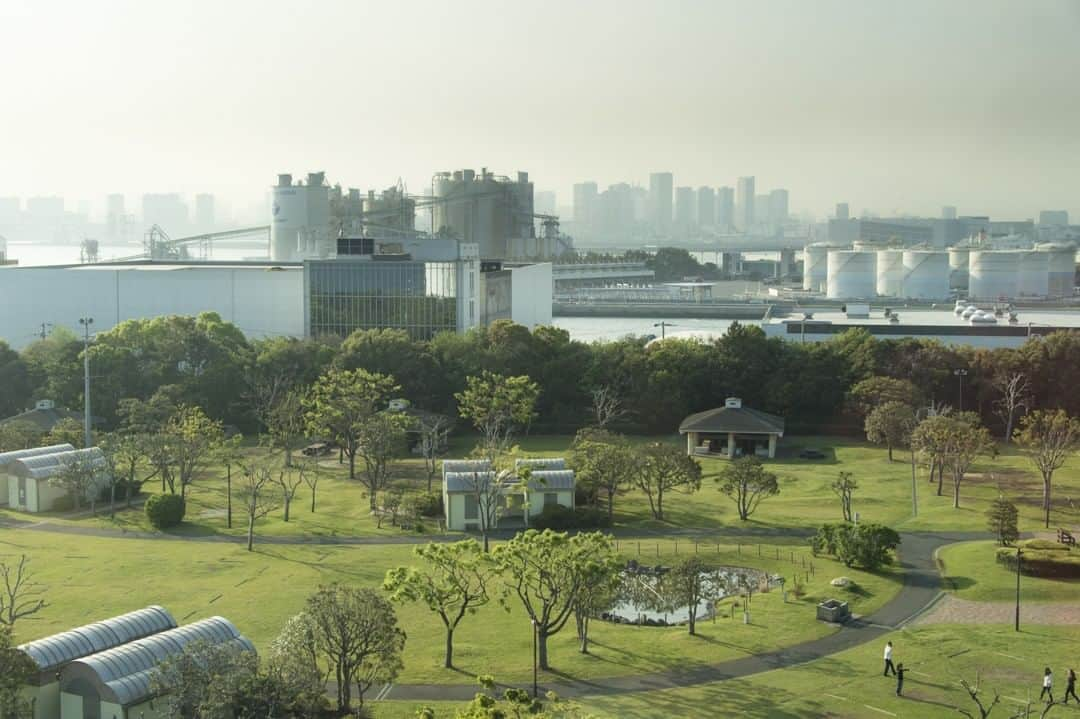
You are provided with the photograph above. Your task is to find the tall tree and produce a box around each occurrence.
[911,413,954,496]
[455,371,540,457]
[864,400,917,461]
[831,471,858,523]
[570,428,636,519]
[1015,409,1080,528]
[662,557,729,636]
[716,456,780,521]
[492,530,619,669]
[589,385,626,429]
[355,412,412,512]
[237,461,280,551]
[0,555,48,627]
[416,412,452,493]
[276,465,304,522]
[847,376,919,416]
[987,495,1019,546]
[0,340,33,419]
[634,442,702,521]
[44,417,86,449]
[993,372,1030,443]
[383,540,496,668]
[151,404,226,499]
[0,625,36,718]
[304,367,397,480]
[941,416,994,509]
[49,452,104,512]
[305,584,406,713]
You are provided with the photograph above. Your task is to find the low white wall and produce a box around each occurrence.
[510,263,553,329]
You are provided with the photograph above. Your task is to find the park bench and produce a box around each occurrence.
[1058,528,1076,547]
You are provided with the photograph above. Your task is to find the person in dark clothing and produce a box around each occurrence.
[883,641,896,676]
[1064,668,1078,704]
[895,663,907,696]
[1040,667,1054,703]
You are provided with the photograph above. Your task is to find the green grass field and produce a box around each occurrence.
[939,540,1080,603]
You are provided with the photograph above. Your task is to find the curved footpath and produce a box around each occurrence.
[0,516,984,702]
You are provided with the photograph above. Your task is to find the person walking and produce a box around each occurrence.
[883,641,896,676]
[1064,668,1077,704]
[1040,667,1054,703]
[895,663,907,696]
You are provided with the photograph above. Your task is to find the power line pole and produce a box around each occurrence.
[79,317,94,447]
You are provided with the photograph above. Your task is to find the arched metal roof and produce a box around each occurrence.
[18,605,177,673]
[444,470,497,492]
[526,470,576,491]
[0,444,76,468]
[60,616,254,707]
[516,457,567,471]
[442,459,491,475]
[12,447,107,480]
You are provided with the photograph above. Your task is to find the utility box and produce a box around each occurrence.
[817,599,850,623]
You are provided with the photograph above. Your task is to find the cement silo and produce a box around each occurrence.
[270,172,331,261]
[875,250,904,297]
[802,243,834,292]
[1037,243,1076,298]
[1017,250,1049,298]
[902,250,950,299]
[432,168,534,259]
[968,250,1018,300]
[948,247,970,290]
[826,250,877,299]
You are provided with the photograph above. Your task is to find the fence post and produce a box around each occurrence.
[637,542,641,556]
[758,544,761,557]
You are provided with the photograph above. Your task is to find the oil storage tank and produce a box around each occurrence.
[968,250,1018,300]
[826,250,876,299]
[1016,250,1049,298]
[902,250,950,299]
[1037,242,1076,298]
[948,247,970,290]
[802,242,834,292]
[875,250,904,297]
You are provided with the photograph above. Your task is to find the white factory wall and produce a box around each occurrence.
[0,265,304,349]
[509,262,554,329]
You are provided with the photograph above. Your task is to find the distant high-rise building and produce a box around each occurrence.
[942,205,957,220]
[674,186,695,231]
[106,194,125,241]
[836,202,850,220]
[649,172,673,233]
[697,187,716,227]
[1039,210,1069,226]
[736,177,755,231]
[534,190,556,216]
[0,197,19,227]
[768,189,789,227]
[717,187,735,231]
[597,183,635,237]
[195,193,215,233]
[755,195,770,229]
[142,193,188,234]
[573,182,598,229]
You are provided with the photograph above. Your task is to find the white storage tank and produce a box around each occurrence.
[968,250,1019,300]
[875,250,904,297]
[1016,250,1049,298]
[802,243,834,292]
[1037,242,1076,298]
[270,172,331,262]
[826,250,876,299]
[902,250,950,299]
[948,247,970,290]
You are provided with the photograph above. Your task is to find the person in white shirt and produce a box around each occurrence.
[883,641,896,676]
[1040,667,1054,702]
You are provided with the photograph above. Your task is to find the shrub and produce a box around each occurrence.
[410,491,443,517]
[51,495,74,512]
[995,540,1080,578]
[532,504,611,530]
[811,523,845,555]
[145,493,186,529]
[813,522,900,571]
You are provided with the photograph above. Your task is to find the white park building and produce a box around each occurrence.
[441,457,575,531]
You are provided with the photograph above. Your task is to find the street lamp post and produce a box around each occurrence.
[953,368,969,413]
[531,619,539,698]
[79,317,94,447]
[653,321,676,340]
[1015,547,1022,632]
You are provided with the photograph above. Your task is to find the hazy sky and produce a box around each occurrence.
[1,0,1078,220]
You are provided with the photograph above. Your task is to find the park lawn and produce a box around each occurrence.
[938,540,1080,603]
[574,624,1080,718]
[0,530,899,686]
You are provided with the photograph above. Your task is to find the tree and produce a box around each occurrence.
[831,471,858,523]
[429,676,591,719]
[0,421,43,453]
[865,400,916,461]
[100,431,156,511]
[265,613,328,717]
[149,639,259,718]
[45,416,86,449]
[1,625,36,719]
[912,413,955,497]
[417,412,452,493]
[276,465,304,522]
[384,540,496,668]
[237,461,280,551]
[492,530,619,669]
[847,376,919,416]
[304,367,397,480]
[942,416,994,509]
[356,412,412,512]
[716,456,779,521]
[634,442,702,521]
[1015,409,1080,528]
[305,584,406,712]
[262,387,307,468]
[987,495,1019,546]
[957,672,1000,719]
[0,340,33,419]
[994,372,1030,443]
[589,385,626,428]
[834,523,901,570]
[662,557,729,636]
[455,371,540,456]
[458,457,522,553]
[299,458,320,513]
[152,404,226,499]
[0,555,48,627]
[569,428,636,519]
[571,559,621,654]
[49,452,104,512]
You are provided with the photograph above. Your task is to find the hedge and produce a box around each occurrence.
[145,493,186,529]
[995,539,1080,579]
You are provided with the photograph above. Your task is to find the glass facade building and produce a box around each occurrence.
[305,259,471,340]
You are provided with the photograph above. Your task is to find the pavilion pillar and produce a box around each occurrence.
[768,434,777,458]
[686,432,696,455]
[727,433,735,459]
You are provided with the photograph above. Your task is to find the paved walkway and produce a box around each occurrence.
[914,594,1080,626]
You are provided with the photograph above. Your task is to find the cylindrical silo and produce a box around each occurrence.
[902,250,950,299]
[949,247,970,290]
[802,243,833,292]
[827,250,877,299]
[270,173,307,262]
[1036,242,1077,298]
[876,250,904,297]
[968,250,1019,300]
[1016,250,1049,298]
